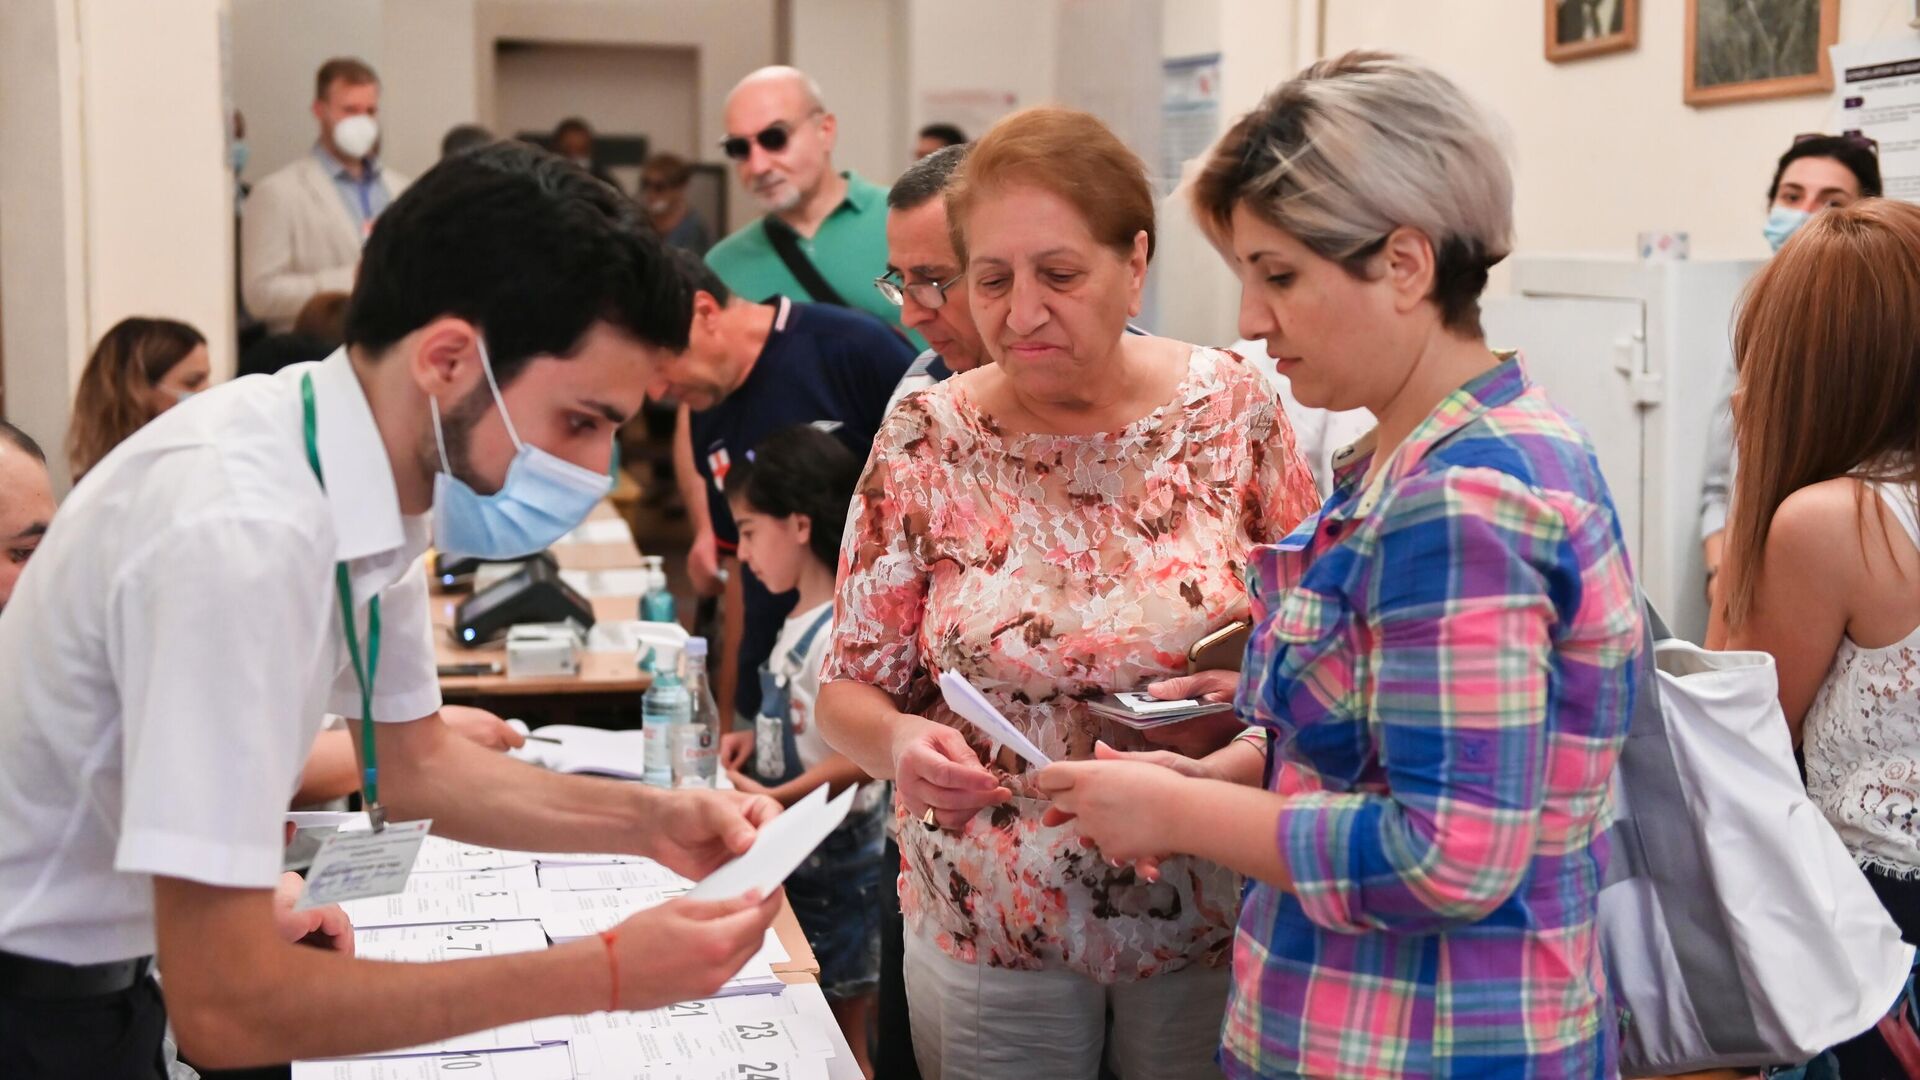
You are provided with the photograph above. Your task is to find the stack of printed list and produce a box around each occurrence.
[289,802,861,1080]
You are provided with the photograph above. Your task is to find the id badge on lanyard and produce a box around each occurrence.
[294,372,429,909]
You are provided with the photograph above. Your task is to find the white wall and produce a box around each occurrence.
[380,0,480,179]
[230,0,384,184]
[493,41,700,164]
[1,0,235,489]
[0,0,88,481]
[905,0,1056,149]
[791,0,905,187]
[1321,0,1920,263]
[475,0,779,234]
[230,0,780,226]
[1153,0,1305,347]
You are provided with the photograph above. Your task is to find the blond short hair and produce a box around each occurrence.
[1191,50,1512,335]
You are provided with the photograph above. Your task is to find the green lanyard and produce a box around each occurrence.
[300,373,386,829]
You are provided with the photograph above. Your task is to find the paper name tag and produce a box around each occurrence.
[298,818,432,909]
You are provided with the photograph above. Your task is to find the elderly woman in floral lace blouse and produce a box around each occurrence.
[816,106,1321,1080]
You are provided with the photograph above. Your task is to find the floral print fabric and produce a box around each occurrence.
[823,345,1321,981]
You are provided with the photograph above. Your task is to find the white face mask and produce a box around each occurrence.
[332,114,379,160]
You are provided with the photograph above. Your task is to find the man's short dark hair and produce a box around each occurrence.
[0,420,46,464]
[918,123,967,149]
[315,57,379,102]
[665,246,734,307]
[440,123,494,159]
[888,144,970,211]
[1769,135,1883,204]
[554,117,593,139]
[344,140,691,386]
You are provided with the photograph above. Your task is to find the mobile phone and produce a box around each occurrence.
[1187,619,1251,672]
[437,661,502,677]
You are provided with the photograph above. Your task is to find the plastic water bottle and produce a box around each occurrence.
[638,555,677,623]
[673,638,720,788]
[641,660,690,788]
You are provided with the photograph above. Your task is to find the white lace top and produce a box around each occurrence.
[1803,480,1920,878]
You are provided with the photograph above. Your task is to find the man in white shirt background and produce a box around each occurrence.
[0,142,781,1075]
[242,57,411,333]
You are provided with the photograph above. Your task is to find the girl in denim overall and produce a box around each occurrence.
[718,426,887,1076]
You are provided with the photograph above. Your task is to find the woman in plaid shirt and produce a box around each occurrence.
[1039,52,1643,1078]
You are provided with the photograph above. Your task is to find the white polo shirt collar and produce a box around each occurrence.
[306,347,407,564]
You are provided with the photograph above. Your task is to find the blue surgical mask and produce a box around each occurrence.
[1764,206,1812,253]
[230,139,249,175]
[429,339,612,561]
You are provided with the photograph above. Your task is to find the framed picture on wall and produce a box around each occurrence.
[1545,0,1639,63]
[1685,0,1840,106]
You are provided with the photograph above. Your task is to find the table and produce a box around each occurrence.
[771,899,822,984]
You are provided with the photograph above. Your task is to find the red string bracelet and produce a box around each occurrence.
[599,928,620,1012]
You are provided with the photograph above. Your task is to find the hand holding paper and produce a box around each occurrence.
[938,671,1052,768]
[688,786,853,901]
[648,787,785,879]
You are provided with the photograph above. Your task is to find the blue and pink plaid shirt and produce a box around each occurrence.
[1225,358,1642,1078]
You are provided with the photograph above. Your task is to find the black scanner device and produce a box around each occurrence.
[433,550,557,591]
[452,556,595,647]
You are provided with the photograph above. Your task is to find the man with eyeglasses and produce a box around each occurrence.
[704,66,909,339]
[847,145,989,1080]
[874,145,985,418]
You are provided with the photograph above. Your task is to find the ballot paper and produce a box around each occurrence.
[510,725,650,780]
[537,860,691,892]
[353,920,552,964]
[544,990,835,1070]
[569,1056,830,1080]
[338,865,542,928]
[687,785,856,902]
[937,671,1052,768]
[292,1044,575,1080]
[529,985,811,1047]
[535,889,788,996]
[354,1021,541,1060]
[535,886,683,941]
[531,850,645,867]
[411,838,538,874]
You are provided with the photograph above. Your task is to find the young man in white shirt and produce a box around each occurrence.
[0,141,782,1074]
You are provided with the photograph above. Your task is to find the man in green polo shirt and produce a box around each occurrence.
[707,66,912,339]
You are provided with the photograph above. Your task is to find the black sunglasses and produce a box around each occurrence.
[1794,131,1880,156]
[720,110,822,161]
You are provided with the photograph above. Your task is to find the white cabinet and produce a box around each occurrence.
[1481,257,1762,644]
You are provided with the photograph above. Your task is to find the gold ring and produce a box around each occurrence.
[921,807,939,831]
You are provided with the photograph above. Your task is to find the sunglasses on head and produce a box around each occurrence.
[720,109,823,161]
[1794,131,1880,156]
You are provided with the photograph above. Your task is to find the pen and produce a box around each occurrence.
[522,734,563,744]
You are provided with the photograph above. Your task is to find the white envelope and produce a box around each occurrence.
[937,671,1052,768]
[687,786,855,902]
